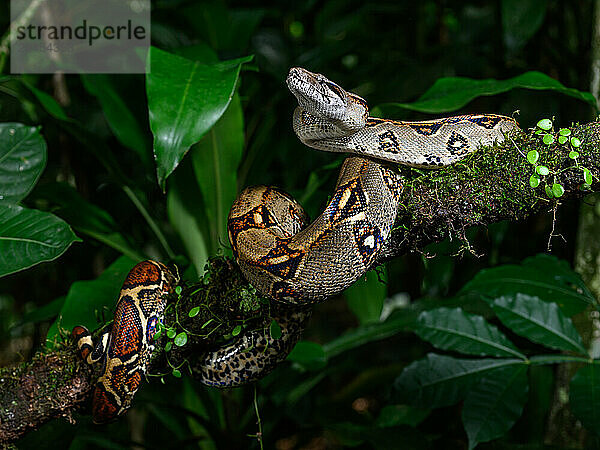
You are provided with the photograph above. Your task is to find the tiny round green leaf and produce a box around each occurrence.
[174,331,188,346]
[542,134,555,145]
[175,285,182,295]
[537,119,552,130]
[529,175,540,188]
[526,150,539,164]
[569,150,579,159]
[172,368,181,378]
[232,325,242,336]
[188,306,200,317]
[536,165,550,176]
[558,136,568,145]
[165,341,172,352]
[559,128,571,136]
[552,183,565,197]
[545,185,554,198]
[270,319,282,339]
[571,137,581,148]
[167,328,176,339]
[584,168,593,185]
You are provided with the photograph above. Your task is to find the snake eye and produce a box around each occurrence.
[325,81,345,99]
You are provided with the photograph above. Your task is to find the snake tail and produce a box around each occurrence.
[72,260,177,424]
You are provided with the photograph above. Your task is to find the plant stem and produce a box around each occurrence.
[122,185,175,260]
[253,386,264,450]
[0,0,46,73]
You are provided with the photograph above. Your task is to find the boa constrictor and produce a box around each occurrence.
[198,67,519,386]
[74,68,519,418]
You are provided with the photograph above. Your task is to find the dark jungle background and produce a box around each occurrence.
[1,0,600,448]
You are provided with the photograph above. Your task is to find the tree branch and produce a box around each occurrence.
[2,122,600,444]
[378,121,600,261]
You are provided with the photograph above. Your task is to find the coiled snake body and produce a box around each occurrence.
[198,67,518,386]
[75,68,519,416]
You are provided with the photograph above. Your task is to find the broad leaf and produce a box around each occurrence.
[167,159,209,278]
[459,255,594,316]
[81,75,150,165]
[492,294,587,354]
[21,81,71,122]
[46,256,137,345]
[191,93,244,254]
[33,182,143,261]
[381,71,596,114]
[0,123,47,204]
[462,364,529,449]
[323,309,418,359]
[570,363,600,434]
[287,341,327,370]
[146,47,252,189]
[522,254,595,302]
[416,307,525,358]
[0,205,80,277]
[345,268,386,325]
[393,353,523,408]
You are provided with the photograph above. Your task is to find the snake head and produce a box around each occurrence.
[287,67,368,131]
[286,67,351,120]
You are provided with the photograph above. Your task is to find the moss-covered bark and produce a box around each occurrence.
[2,122,600,444]
[381,122,600,259]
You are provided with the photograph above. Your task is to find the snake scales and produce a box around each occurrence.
[74,68,519,420]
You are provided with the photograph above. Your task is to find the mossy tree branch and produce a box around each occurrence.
[2,122,600,445]
[379,121,600,260]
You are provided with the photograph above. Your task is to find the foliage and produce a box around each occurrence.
[2,0,600,449]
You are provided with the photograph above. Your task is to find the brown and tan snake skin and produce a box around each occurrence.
[197,67,520,387]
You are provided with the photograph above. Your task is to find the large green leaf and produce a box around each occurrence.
[462,364,529,449]
[167,159,209,278]
[287,341,327,370]
[416,307,525,359]
[21,81,71,122]
[0,123,47,204]
[345,268,387,324]
[492,294,587,354]
[146,47,252,189]
[570,363,600,434]
[522,254,595,302]
[380,71,596,114]
[393,354,524,408]
[46,256,137,345]
[81,75,150,165]
[459,254,594,316]
[502,0,547,53]
[0,204,80,277]
[33,182,143,261]
[323,309,418,359]
[191,93,244,255]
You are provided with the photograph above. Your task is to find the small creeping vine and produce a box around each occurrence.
[526,118,594,198]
